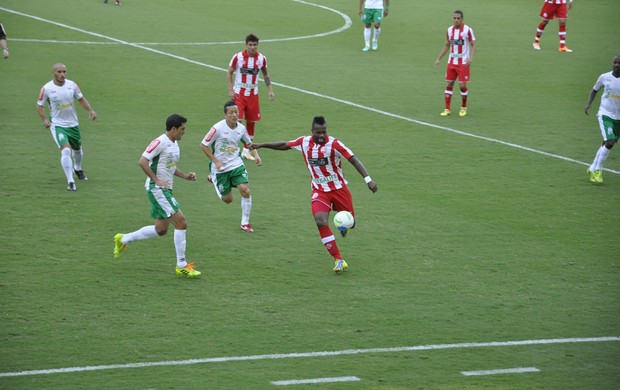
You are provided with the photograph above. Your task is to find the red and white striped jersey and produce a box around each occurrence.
[288,135,354,192]
[446,24,476,65]
[229,50,268,97]
[545,0,571,4]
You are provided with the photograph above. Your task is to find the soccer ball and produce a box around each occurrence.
[333,211,355,229]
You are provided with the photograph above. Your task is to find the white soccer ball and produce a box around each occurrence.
[333,211,355,229]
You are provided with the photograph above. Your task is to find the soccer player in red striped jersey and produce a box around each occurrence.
[227,34,275,161]
[434,10,476,117]
[251,116,378,273]
[532,0,573,52]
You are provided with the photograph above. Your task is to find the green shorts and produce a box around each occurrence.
[361,8,383,24]
[212,165,249,197]
[147,186,180,219]
[598,114,620,142]
[52,125,82,149]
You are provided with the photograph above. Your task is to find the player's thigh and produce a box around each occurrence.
[169,209,188,229]
[445,65,458,82]
[311,190,332,215]
[235,95,249,120]
[539,3,557,20]
[66,126,82,149]
[147,187,180,219]
[213,171,233,196]
[245,94,261,122]
[457,65,471,83]
[599,115,620,141]
[230,166,250,188]
[362,9,382,24]
[555,4,568,19]
[331,187,355,215]
[51,125,71,148]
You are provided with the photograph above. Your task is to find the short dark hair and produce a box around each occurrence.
[166,114,187,131]
[245,33,259,44]
[223,100,237,113]
[312,116,326,128]
[454,10,464,18]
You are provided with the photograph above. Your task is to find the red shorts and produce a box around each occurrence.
[445,63,471,83]
[234,93,262,122]
[540,3,568,20]
[310,187,354,216]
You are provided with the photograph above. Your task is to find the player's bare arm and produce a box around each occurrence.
[585,90,598,115]
[466,41,476,66]
[262,69,275,100]
[200,143,224,171]
[226,67,236,99]
[36,104,51,128]
[435,43,450,68]
[139,156,169,188]
[78,97,97,120]
[250,141,290,150]
[349,155,378,193]
[175,168,196,181]
[247,143,262,166]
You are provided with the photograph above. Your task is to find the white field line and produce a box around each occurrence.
[461,367,541,376]
[1,4,618,175]
[272,376,361,385]
[0,337,618,378]
[8,0,352,46]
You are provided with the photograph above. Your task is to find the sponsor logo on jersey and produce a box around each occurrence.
[240,68,260,75]
[146,139,161,153]
[308,157,329,166]
[313,174,337,185]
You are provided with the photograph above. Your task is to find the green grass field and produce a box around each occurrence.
[1,1,619,389]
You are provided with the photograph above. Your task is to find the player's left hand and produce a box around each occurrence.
[186,172,197,181]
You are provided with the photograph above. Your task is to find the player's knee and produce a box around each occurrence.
[156,227,168,236]
[314,215,329,228]
[604,140,615,149]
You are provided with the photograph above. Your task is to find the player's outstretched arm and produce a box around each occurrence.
[250,141,290,151]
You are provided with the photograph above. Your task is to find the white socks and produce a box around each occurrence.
[174,229,187,267]
[241,196,252,225]
[364,27,371,45]
[120,226,189,268]
[72,148,83,171]
[60,148,73,183]
[122,226,158,244]
[590,145,610,171]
